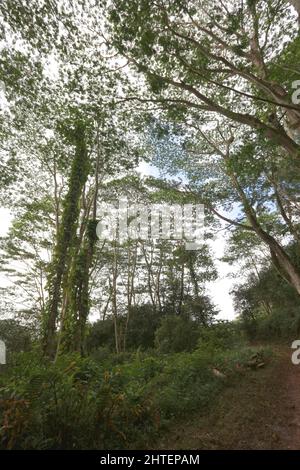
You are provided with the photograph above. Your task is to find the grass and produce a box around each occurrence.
[157,346,293,449]
[0,343,274,449]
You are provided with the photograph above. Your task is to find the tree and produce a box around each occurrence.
[144,117,300,296]
[0,1,143,357]
[0,319,32,356]
[234,243,300,339]
[155,315,199,353]
[108,0,300,156]
[106,0,300,296]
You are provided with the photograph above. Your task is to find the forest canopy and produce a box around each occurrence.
[0,0,300,452]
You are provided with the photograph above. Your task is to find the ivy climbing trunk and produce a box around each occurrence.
[43,120,89,358]
[57,221,98,355]
[57,142,101,356]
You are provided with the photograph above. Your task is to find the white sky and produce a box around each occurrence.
[0,14,238,322]
[0,207,12,237]
[137,161,236,320]
[0,162,236,322]
[207,237,236,320]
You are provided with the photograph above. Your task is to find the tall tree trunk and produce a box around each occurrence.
[57,139,101,356]
[123,241,137,352]
[43,120,89,357]
[178,261,185,315]
[111,243,120,354]
[227,163,300,296]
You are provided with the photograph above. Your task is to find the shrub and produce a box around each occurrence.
[0,334,271,449]
[198,321,242,352]
[255,310,300,340]
[155,315,199,353]
[0,351,159,449]
[125,305,160,350]
[0,319,32,360]
[86,319,115,353]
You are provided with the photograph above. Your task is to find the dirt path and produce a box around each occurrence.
[157,347,300,450]
[281,349,300,449]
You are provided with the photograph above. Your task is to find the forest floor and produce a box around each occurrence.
[157,346,300,450]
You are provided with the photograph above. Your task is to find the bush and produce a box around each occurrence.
[0,319,32,360]
[254,310,300,341]
[86,305,160,355]
[0,351,159,449]
[0,329,271,449]
[155,315,199,353]
[126,305,160,350]
[198,321,242,352]
[86,319,115,353]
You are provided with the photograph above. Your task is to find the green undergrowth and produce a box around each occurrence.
[0,342,273,449]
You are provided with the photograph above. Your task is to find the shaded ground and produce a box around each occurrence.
[157,346,300,450]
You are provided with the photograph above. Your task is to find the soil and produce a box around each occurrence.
[157,346,300,450]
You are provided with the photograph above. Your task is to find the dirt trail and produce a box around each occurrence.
[157,347,300,450]
[279,350,300,449]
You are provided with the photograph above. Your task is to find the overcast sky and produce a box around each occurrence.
[0,160,237,321]
[137,161,237,321]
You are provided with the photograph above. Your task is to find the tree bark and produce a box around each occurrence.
[43,121,89,357]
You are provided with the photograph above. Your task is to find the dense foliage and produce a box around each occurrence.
[0,332,269,449]
[0,0,299,450]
